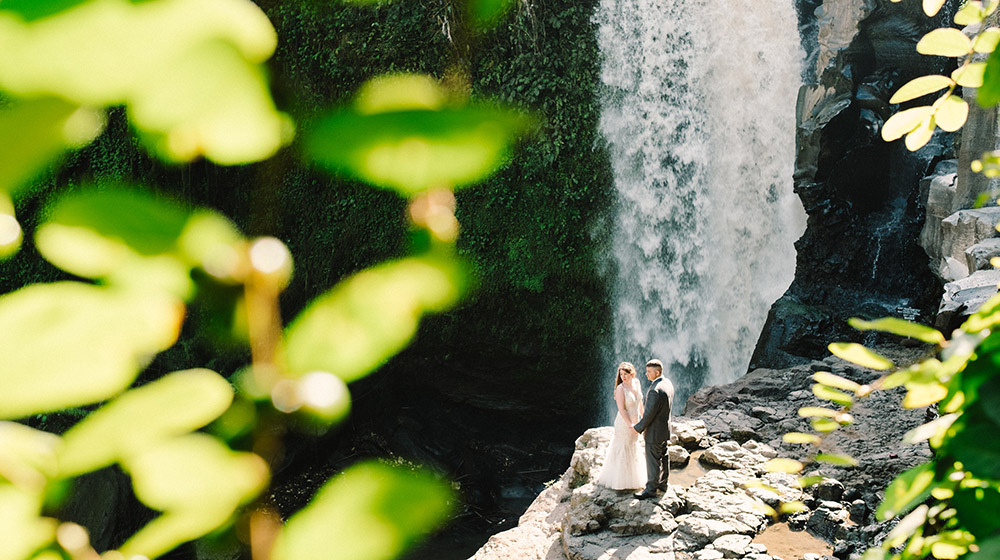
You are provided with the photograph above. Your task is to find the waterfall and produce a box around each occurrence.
[594,0,806,411]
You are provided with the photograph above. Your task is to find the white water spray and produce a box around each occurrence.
[594,0,806,408]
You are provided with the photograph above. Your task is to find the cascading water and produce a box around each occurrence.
[594,0,806,412]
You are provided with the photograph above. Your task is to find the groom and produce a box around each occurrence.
[633,359,674,500]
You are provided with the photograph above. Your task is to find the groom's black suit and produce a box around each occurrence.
[634,376,673,494]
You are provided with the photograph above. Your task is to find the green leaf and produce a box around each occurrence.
[58,369,234,477]
[763,458,803,474]
[782,432,821,445]
[953,62,987,88]
[917,28,972,57]
[923,0,947,17]
[974,28,1000,53]
[468,0,514,28]
[902,379,948,408]
[811,417,841,433]
[308,105,533,195]
[979,46,1000,107]
[129,41,290,164]
[284,256,468,382]
[0,422,61,491]
[828,343,895,370]
[966,536,1000,560]
[936,95,969,133]
[848,317,945,345]
[951,487,1000,538]
[0,0,286,164]
[884,504,928,548]
[955,1,994,25]
[0,283,182,420]
[798,407,839,418]
[882,106,934,142]
[905,114,936,151]
[812,383,854,406]
[121,434,268,559]
[272,461,453,560]
[0,0,90,22]
[795,475,825,488]
[0,485,56,560]
[0,196,20,260]
[902,413,958,445]
[36,187,190,274]
[889,76,953,104]
[815,453,859,467]
[778,501,809,514]
[0,98,103,195]
[813,371,862,392]
[876,463,935,520]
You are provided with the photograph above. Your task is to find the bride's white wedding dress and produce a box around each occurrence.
[597,378,646,490]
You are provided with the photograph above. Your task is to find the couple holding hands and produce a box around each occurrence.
[596,359,675,500]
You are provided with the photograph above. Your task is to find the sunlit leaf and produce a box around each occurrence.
[815,453,859,467]
[0,0,286,165]
[272,461,453,560]
[877,464,935,520]
[752,502,777,517]
[284,256,468,382]
[121,434,268,559]
[813,371,862,392]
[798,407,838,418]
[980,47,1000,107]
[955,1,992,25]
[859,547,886,560]
[58,369,234,476]
[884,504,928,548]
[883,106,935,143]
[0,423,61,491]
[36,187,191,278]
[778,501,809,514]
[903,380,949,408]
[130,41,290,164]
[795,475,825,488]
[0,98,103,195]
[0,195,22,260]
[0,283,183,419]
[307,105,532,196]
[783,432,821,445]
[917,28,972,57]
[468,0,514,28]
[953,62,987,88]
[764,458,803,474]
[828,342,895,370]
[903,413,959,445]
[936,95,969,132]
[848,317,945,345]
[974,28,1000,54]
[812,383,854,406]
[923,0,947,17]
[811,417,841,433]
[0,485,56,560]
[905,115,936,151]
[889,76,953,105]
[355,74,446,114]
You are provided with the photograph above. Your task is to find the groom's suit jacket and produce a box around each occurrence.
[634,376,673,445]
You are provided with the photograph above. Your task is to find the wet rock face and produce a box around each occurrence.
[753,0,956,368]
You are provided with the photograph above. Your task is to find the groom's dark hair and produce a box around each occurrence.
[645,359,663,373]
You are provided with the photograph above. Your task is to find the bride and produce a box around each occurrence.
[597,361,646,490]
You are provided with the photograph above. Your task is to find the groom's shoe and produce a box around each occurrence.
[633,490,656,500]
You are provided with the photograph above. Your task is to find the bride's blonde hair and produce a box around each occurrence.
[614,361,637,393]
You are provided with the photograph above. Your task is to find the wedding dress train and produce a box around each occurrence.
[596,378,646,490]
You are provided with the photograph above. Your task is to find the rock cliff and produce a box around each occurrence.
[752,0,956,368]
[470,352,931,560]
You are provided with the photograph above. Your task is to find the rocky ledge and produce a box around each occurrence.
[469,353,932,560]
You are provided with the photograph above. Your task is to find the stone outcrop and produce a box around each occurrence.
[471,350,932,560]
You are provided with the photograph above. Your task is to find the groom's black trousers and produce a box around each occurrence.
[644,438,669,493]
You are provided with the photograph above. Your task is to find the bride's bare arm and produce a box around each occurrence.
[614,384,632,424]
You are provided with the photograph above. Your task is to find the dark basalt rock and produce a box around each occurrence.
[752,1,957,369]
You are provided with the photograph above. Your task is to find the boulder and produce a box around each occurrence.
[674,418,709,448]
[965,238,1000,273]
[712,533,753,558]
[937,207,1000,278]
[937,269,1000,330]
